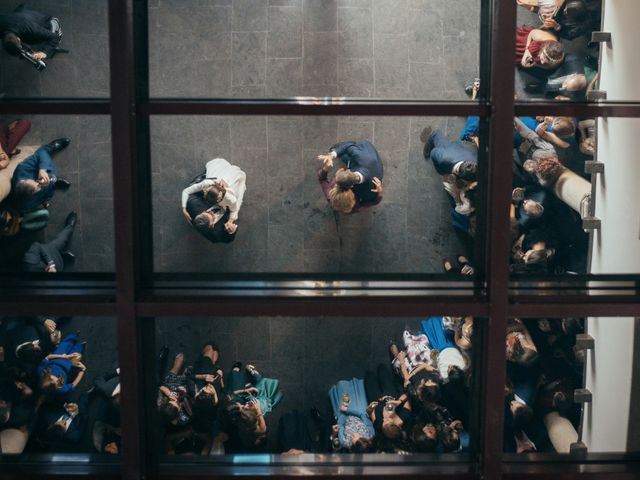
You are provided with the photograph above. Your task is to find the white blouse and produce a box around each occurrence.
[181,158,247,222]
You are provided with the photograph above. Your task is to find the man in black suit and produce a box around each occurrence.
[0,4,66,66]
[4,316,58,369]
[23,211,77,273]
[317,140,384,214]
[41,396,88,445]
[184,174,236,244]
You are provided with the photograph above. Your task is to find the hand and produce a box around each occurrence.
[66,352,81,360]
[32,51,47,61]
[370,176,382,194]
[44,319,57,333]
[76,361,87,372]
[224,221,237,234]
[0,151,9,167]
[339,404,348,412]
[38,169,50,186]
[245,387,258,396]
[397,351,406,362]
[204,374,215,383]
[521,50,534,68]
[542,116,554,125]
[317,154,334,170]
[46,264,57,273]
[368,401,378,409]
[182,207,191,223]
[169,391,179,401]
[543,18,560,30]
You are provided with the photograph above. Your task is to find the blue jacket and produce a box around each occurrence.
[11,146,57,212]
[331,141,383,205]
[430,133,477,175]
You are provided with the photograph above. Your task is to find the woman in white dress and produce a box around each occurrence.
[181,158,247,234]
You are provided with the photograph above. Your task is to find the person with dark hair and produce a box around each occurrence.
[181,158,247,236]
[40,396,88,445]
[441,365,471,426]
[365,364,413,441]
[22,211,77,273]
[224,362,282,449]
[317,140,384,214]
[329,377,375,451]
[157,353,192,427]
[36,332,86,396]
[511,227,557,275]
[4,316,59,370]
[10,139,71,214]
[510,187,549,236]
[515,26,565,69]
[411,421,438,452]
[395,349,443,405]
[0,119,31,170]
[181,172,237,244]
[422,128,478,181]
[0,4,67,65]
[540,0,599,40]
[0,374,36,431]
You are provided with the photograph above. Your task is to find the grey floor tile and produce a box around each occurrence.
[232,32,267,86]
[337,6,373,58]
[303,0,338,32]
[266,58,303,97]
[233,0,268,31]
[408,9,443,64]
[303,32,338,86]
[267,6,303,57]
[373,0,408,35]
[337,58,373,97]
[373,34,409,98]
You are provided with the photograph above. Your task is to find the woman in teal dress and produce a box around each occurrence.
[225,362,283,448]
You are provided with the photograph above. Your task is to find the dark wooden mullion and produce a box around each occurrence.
[481,0,518,479]
[108,1,147,479]
[0,100,110,115]
[141,100,490,117]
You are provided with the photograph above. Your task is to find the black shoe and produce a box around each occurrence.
[158,345,169,364]
[310,407,324,425]
[80,341,87,354]
[524,82,543,94]
[46,138,71,154]
[55,178,71,191]
[65,211,77,228]
[62,251,75,262]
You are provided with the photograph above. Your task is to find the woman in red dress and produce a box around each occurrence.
[515,26,565,69]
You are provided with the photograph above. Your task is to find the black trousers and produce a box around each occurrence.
[364,363,402,403]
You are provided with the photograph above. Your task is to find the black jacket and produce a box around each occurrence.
[5,316,53,367]
[0,4,61,57]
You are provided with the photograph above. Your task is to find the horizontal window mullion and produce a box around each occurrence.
[0,299,116,316]
[508,299,640,317]
[0,99,111,115]
[141,100,490,117]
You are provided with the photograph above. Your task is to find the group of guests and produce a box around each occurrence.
[504,317,584,453]
[0,117,79,273]
[0,316,121,455]
[156,316,473,456]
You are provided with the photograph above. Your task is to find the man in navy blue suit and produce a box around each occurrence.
[422,128,478,182]
[10,138,71,213]
[317,140,384,214]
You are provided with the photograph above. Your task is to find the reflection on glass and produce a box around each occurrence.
[149,1,480,100]
[514,1,601,102]
[0,316,119,455]
[504,317,585,453]
[155,316,475,456]
[0,115,114,273]
[0,2,109,98]
[151,115,481,274]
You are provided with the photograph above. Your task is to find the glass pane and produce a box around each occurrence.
[0,115,114,273]
[153,315,478,458]
[151,115,485,275]
[509,115,640,276]
[504,317,640,455]
[0,1,110,98]
[148,0,481,100]
[0,316,120,457]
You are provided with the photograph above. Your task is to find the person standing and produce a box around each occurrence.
[317,140,383,214]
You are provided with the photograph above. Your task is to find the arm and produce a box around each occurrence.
[535,122,570,149]
[526,28,558,48]
[181,179,214,208]
[71,365,86,389]
[329,141,356,159]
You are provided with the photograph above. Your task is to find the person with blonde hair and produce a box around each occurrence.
[317,140,383,214]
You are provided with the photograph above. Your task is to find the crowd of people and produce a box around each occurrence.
[0,317,121,455]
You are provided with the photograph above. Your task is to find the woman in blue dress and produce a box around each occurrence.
[329,378,375,452]
[37,332,85,396]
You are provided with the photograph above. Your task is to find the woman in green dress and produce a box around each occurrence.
[225,362,283,449]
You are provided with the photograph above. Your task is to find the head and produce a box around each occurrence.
[412,423,438,452]
[38,369,62,393]
[234,404,259,432]
[158,398,180,424]
[536,157,563,185]
[447,365,465,385]
[540,41,565,67]
[0,400,10,424]
[335,168,360,189]
[104,441,119,455]
[552,391,572,412]
[381,420,403,440]
[195,384,219,407]
[17,342,43,364]
[417,378,441,404]
[440,425,461,452]
[350,436,373,453]
[510,400,534,429]
[506,333,538,364]
[522,199,544,218]
[203,182,226,204]
[2,32,21,56]
[523,246,555,265]
[455,161,478,181]
[14,179,40,196]
[564,0,588,20]
[522,159,537,175]
[193,211,216,231]
[551,117,576,139]
[328,185,356,214]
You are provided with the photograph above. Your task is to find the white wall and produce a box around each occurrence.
[583,0,640,453]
